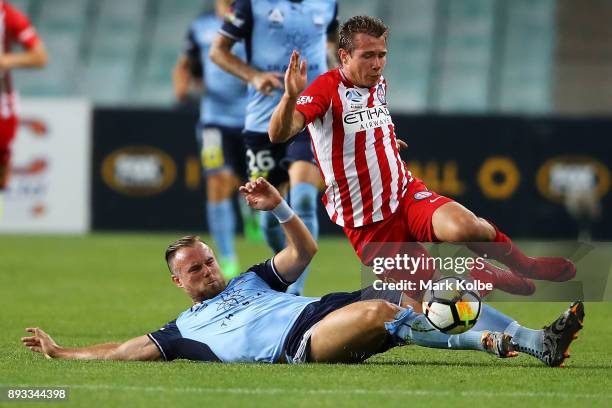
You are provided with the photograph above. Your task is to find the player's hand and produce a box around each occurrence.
[21,328,61,359]
[396,139,408,151]
[284,50,307,99]
[239,177,283,211]
[252,72,283,96]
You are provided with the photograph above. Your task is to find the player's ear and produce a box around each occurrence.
[338,48,349,66]
[171,274,182,288]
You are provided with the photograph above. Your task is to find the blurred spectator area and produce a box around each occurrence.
[12,0,558,113]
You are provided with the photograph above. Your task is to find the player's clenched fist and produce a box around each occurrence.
[239,177,283,211]
[284,50,307,99]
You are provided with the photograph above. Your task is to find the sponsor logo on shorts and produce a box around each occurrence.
[413,191,433,200]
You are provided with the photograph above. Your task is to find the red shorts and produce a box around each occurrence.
[0,116,18,167]
[343,177,453,261]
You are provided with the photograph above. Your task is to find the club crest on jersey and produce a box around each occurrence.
[313,13,325,26]
[268,8,284,27]
[377,84,386,104]
[414,191,433,200]
[345,89,366,111]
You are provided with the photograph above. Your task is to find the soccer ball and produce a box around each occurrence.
[422,276,481,334]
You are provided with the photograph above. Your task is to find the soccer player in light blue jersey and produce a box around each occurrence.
[173,0,261,279]
[209,0,340,295]
[23,179,583,366]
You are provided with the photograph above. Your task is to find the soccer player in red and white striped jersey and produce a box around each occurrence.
[269,16,576,298]
[0,1,47,218]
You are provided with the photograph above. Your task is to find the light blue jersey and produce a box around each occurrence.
[220,0,338,132]
[149,260,319,363]
[186,14,248,128]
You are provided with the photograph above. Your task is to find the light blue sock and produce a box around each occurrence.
[475,304,544,356]
[207,199,236,261]
[504,321,544,357]
[260,209,286,254]
[472,304,515,332]
[286,183,319,295]
[385,304,544,356]
[385,307,485,351]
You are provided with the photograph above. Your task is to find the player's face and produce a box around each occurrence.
[340,33,387,88]
[170,243,226,303]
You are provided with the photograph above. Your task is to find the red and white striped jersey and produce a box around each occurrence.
[0,1,40,118]
[296,68,408,228]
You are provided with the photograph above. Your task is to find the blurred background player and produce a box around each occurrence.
[210,0,339,294]
[173,0,260,279]
[0,0,47,221]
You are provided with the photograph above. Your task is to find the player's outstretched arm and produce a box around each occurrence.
[239,178,317,282]
[172,55,198,102]
[0,41,47,69]
[21,327,162,361]
[269,50,307,143]
[209,34,282,96]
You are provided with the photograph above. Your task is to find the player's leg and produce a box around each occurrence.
[232,129,262,243]
[387,298,584,366]
[200,125,241,279]
[431,200,576,282]
[309,300,401,363]
[244,132,288,253]
[403,182,537,295]
[285,130,321,295]
[0,116,18,222]
[309,299,514,362]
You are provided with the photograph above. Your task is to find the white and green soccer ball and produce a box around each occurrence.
[422,276,482,334]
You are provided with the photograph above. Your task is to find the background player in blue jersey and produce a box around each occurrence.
[22,178,583,366]
[173,0,260,279]
[209,0,340,295]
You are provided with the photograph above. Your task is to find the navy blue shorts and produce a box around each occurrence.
[243,129,315,186]
[196,123,247,178]
[284,287,402,362]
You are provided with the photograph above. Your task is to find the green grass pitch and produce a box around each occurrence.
[1,234,611,407]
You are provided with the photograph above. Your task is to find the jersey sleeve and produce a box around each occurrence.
[295,74,334,125]
[148,320,220,362]
[219,0,253,41]
[5,2,39,49]
[246,258,291,291]
[327,3,339,35]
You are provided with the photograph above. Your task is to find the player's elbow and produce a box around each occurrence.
[209,41,226,66]
[33,46,48,67]
[293,240,318,270]
[268,124,283,143]
[305,238,318,260]
[303,239,318,265]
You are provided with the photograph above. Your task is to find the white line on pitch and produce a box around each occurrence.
[42,384,612,399]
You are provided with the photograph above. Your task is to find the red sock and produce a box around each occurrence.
[468,223,534,273]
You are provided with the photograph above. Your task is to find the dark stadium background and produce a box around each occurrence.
[7,0,612,239]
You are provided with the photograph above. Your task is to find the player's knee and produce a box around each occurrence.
[361,301,400,329]
[443,213,488,242]
[206,172,236,202]
[290,183,317,216]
